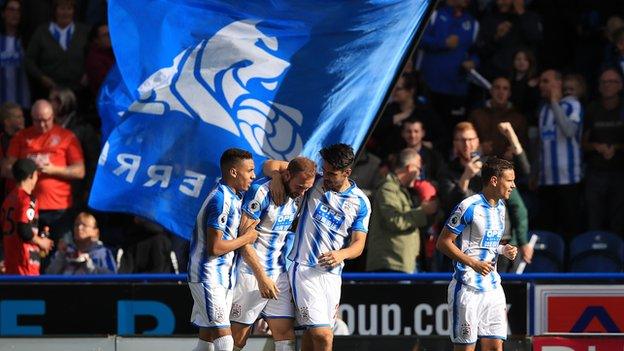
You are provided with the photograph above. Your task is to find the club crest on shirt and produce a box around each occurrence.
[49,134,61,147]
[299,306,310,322]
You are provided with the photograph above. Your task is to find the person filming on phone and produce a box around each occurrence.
[439,122,531,271]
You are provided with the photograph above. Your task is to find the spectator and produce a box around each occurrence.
[439,122,530,269]
[0,102,24,197]
[2,99,85,243]
[563,73,587,103]
[400,117,447,186]
[469,77,529,157]
[582,68,624,236]
[85,22,114,96]
[535,69,583,238]
[509,49,540,122]
[2,158,53,275]
[372,72,444,159]
[477,0,542,79]
[350,149,382,197]
[46,211,116,274]
[0,0,31,108]
[49,86,99,209]
[24,0,90,98]
[417,0,479,131]
[117,217,175,273]
[366,148,438,273]
[607,27,624,79]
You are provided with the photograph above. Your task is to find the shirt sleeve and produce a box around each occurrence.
[6,131,23,158]
[351,195,371,234]
[241,182,270,220]
[65,131,84,164]
[16,193,35,224]
[445,200,475,235]
[205,191,228,231]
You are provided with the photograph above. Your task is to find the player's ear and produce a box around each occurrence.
[229,167,238,178]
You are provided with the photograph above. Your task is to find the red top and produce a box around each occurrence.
[7,125,84,210]
[2,187,40,275]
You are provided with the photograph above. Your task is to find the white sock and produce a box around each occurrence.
[213,335,234,351]
[274,339,296,351]
[192,339,214,351]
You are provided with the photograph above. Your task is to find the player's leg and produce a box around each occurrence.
[196,282,234,351]
[304,327,333,351]
[477,286,507,351]
[448,280,478,351]
[189,282,217,350]
[230,272,268,349]
[193,327,215,351]
[264,271,296,350]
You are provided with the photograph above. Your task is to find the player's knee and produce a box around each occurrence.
[308,328,332,347]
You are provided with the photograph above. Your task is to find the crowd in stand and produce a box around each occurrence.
[1,0,623,275]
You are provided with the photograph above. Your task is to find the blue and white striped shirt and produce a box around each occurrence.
[538,96,583,185]
[445,194,506,292]
[238,177,299,280]
[188,181,242,288]
[0,35,30,108]
[289,176,371,275]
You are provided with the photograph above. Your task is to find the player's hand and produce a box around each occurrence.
[258,276,280,300]
[240,223,259,244]
[502,244,518,261]
[520,244,534,264]
[269,173,286,206]
[470,259,495,276]
[318,251,345,269]
[37,237,54,254]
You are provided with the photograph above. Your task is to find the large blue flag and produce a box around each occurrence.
[90,0,434,239]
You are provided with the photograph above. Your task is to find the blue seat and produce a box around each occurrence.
[525,231,565,272]
[569,231,624,272]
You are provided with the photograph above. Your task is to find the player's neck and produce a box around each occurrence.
[221,177,240,194]
[18,183,33,195]
[337,179,350,192]
[481,188,499,206]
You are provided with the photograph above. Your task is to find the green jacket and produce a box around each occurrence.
[366,173,428,273]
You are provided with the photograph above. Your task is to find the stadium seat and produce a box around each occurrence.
[524,231,565,272]
[569,231,624,272]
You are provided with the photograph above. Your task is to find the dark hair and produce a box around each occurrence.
[481,157,514,187]
[12,158,37,182]
[287,157,317,178]
[320,143,355,170]
[49,86,77,118]
[512,49,537,80]
[400,116,424,131]
[1,0,23,36]
[220,148,252,172]
[0,102,22,121]
[88,21,108,42]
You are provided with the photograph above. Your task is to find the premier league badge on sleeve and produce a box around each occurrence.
[249,200,260,212]
[449,211,461,228]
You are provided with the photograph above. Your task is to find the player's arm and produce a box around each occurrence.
[262,160,289,205]
[238,213,279,299]
[206,220,257,257]
[318,231,366,268]
[436,227,493,276]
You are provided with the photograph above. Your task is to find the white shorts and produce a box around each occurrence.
[289,262,341,328]
[189,282,233,328]
[230,271,294,325]
[447,280,507,344]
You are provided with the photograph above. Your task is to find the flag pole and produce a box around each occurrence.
[355,0,439,160]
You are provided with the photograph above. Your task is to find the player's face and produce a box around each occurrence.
[496,169,516,200]
[233,158,255,192]
[322,161,350,192]
[285,171,315,198]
